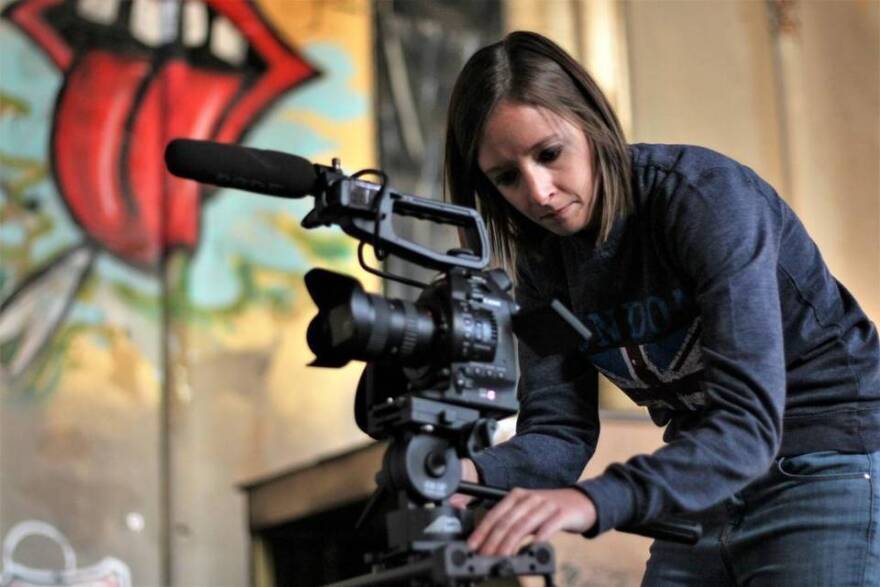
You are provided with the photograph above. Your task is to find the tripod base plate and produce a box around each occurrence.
[324,541,555,586]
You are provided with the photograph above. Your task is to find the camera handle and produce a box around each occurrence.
[302,169,490,273]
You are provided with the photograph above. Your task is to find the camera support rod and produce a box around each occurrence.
[323,541,555,587]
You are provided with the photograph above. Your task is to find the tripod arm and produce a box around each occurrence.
[458,481,507,501]
[456,481,702,545]
[618,518,703,544]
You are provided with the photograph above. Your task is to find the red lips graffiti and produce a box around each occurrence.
[4,0,318,266]
[0,0,319,381]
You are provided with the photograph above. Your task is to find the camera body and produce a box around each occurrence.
[401,266,517,416]
[306,265,520,439]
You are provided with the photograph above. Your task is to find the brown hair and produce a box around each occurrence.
[445,31,632,269]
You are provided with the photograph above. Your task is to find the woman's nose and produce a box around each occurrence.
[522,167,554,206]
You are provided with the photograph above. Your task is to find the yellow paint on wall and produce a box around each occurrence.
[3,2,379,583]
[258,0,376,171]
[63,331,160,407]
[282,109,373,171]
[267,213,368,276]
[258,0,372,86]
[212,305,285,351]
[264,290,368,444]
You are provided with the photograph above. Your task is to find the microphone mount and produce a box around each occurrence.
[302,157,489,273]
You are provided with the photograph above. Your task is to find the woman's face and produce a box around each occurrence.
[477,100,597,236]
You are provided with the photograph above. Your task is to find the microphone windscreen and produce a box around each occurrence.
[164,139,318,198]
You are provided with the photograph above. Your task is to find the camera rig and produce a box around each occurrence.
[164,139,701,586]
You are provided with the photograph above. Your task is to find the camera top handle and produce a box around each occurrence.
[302,162,489,272]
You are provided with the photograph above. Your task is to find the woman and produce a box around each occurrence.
[445,31,880,585]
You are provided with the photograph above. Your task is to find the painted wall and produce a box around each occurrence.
[1,0,375,584]
[626,0,879,324]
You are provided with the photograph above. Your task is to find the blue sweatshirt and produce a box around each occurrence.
[471,143,880,536]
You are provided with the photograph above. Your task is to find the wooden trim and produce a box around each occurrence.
[244,442,386,531]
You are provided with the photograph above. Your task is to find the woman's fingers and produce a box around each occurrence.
[494,498,560,556]
[467,488,596,556]
[467,488,527,550]
[475,490,543,555]
[468,489,527,552]
[469,488,551,555]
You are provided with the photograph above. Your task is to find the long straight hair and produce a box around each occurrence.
[445,31,632,270]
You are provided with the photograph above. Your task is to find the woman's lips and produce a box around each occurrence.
[541,201,575,221]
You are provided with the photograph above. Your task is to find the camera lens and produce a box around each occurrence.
[305,269,436,366]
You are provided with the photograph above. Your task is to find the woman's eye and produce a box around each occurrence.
[495,170,518,186]
[539,146,561,163]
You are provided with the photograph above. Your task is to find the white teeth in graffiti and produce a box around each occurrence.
[211,16,247,65]
[130,0,178,47]
[182,0,208,48]
[76,0,119,25]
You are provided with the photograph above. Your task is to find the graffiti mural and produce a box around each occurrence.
[1,0,375,582]
[0,0,321,382]
[1,520,133,587]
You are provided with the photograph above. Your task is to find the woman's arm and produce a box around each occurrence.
[467,159,790,551]
[471,247,601,491]
[579,162,786,535]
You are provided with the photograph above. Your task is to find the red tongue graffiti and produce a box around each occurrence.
[5,0,319,266]
[54,53,245,264]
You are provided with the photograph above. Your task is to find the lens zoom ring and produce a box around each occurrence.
[398,303,420,356]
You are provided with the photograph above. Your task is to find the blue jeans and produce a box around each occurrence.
[642,450,880,586]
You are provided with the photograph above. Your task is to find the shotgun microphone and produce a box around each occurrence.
[164,139,318,198]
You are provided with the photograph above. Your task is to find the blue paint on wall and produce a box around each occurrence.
[1,20,85,285]
[189,41,366,309]
[0,222,25,245]
[0,21,62,161]
[93,256,161,297]
[285,42,368,119]
[188,194,310,308]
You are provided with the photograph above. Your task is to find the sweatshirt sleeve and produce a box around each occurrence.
[472,248,601,490]
[577,163,786,535]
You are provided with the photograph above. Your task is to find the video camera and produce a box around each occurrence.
[164,139,585,422]
[165,139,564,584]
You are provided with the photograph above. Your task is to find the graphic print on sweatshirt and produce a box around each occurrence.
[582,288,708,412]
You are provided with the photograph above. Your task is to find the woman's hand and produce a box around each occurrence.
[467,487,597,556]
[449,458,479,509]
